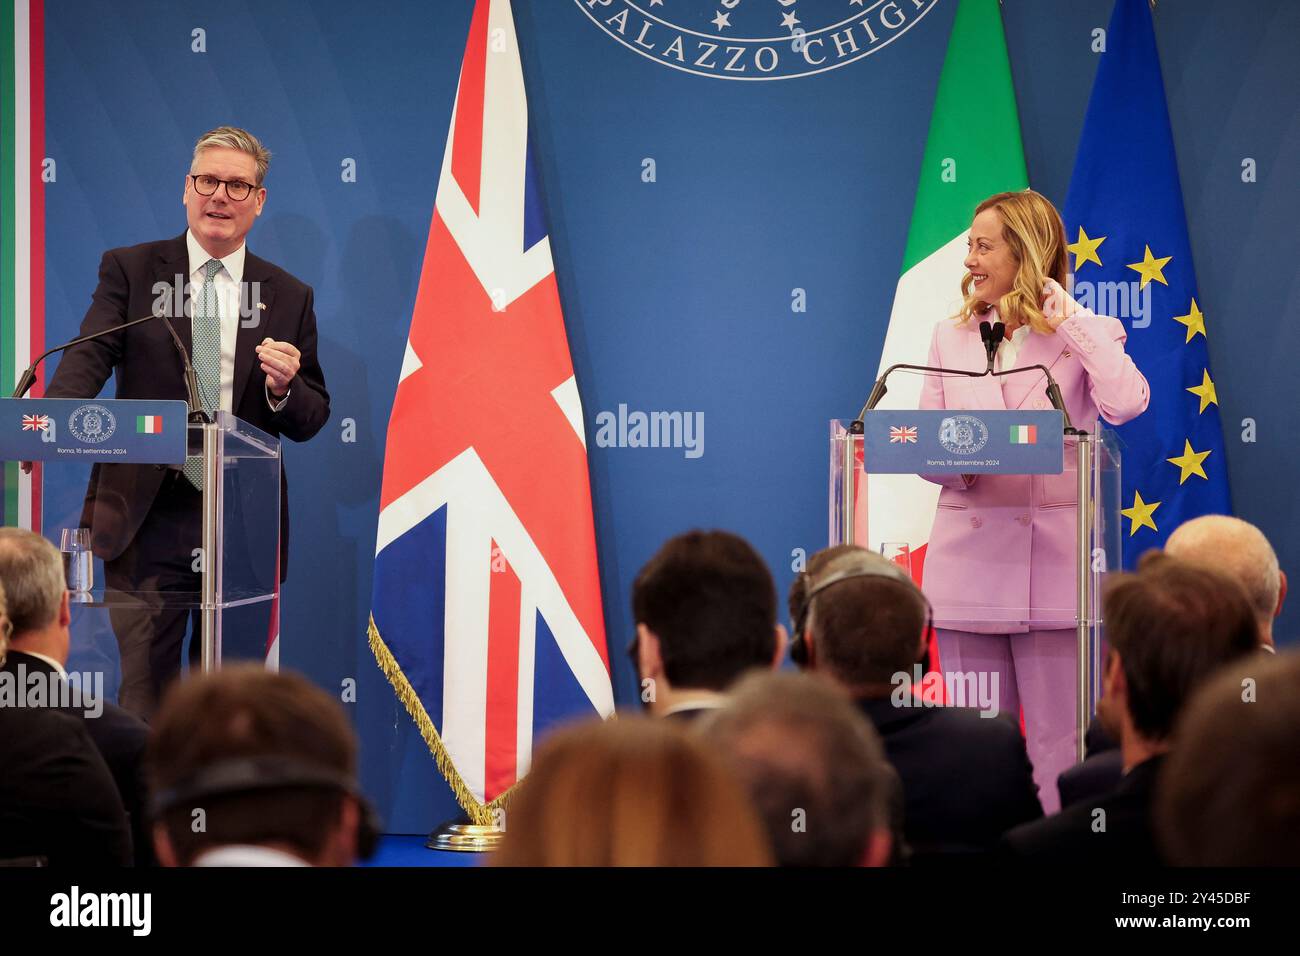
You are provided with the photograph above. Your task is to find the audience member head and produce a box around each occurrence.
[494,717,772,866]
[631,530,784,715]
[0,527,71,664]
[1156,651,1300,865]
[698,670,894,866]
[147,665,367,867]
[1164,514,1286,647]
[790,545,929,696]
[1097,552,1260,769]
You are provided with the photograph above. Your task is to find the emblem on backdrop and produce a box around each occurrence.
[576,0,941,81]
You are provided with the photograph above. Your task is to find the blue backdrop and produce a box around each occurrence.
[37,0,1300,832]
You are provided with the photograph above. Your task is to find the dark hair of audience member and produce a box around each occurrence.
[631,529,778,691]
[792,549,928,687]
[1156,652,1300,866]
[698,670,894,866]
[146,665,358,865]
[1104,551,1260,741]
[494,717,772,866]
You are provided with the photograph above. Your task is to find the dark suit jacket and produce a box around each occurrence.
[857,697,1043,861]
[0,651,152,865]
[1058,750,1124,810]
[0,684,132,866]
[1001,755,1167,864]
[45,233,330,577]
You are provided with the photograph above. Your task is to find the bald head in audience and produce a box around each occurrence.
[1165,515,1285,648]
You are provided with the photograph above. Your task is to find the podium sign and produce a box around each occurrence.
[861,409,1065,474]
[0,397,188,464]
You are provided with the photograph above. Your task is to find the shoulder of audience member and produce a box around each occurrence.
[998,798,1094,859]
[921,705,1027,745]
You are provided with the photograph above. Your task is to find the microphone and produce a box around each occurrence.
[154,287,208,423]
[12,298,208,423]
[980,320,1005,373]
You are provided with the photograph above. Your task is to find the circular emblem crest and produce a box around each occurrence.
[938,415,988,456]
[68,404,117,444]
[576,0,940,81]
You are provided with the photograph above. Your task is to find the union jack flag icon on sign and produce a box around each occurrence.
[21,415,49,432]
[889,425,918,444]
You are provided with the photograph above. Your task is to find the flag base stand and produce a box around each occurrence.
[426,821,504,853]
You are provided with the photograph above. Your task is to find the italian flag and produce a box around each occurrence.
[137,415,163,434]
[1010,424,1037,444]
[866,0,1027,588]
[1,0,44,530]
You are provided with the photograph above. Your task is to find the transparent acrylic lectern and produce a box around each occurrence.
[27,409,282,685]
[829,416,1122,758]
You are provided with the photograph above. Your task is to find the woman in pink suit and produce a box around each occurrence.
[919,190,1149,812]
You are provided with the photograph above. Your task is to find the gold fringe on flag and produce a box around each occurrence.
[367,614,516,827]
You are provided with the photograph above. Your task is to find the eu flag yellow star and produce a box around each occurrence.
[1067,227,1105,270]
[1186,369,1218,414]
[1172,298,1206,342]
[1120,490,1161,536]
[1126,245,1172,289]
[1167,439,1211,483]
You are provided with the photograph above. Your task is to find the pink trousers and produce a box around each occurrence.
[934,628,1079,814]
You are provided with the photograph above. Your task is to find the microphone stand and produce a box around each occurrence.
[12,311,209,424]
[853,362,986,432]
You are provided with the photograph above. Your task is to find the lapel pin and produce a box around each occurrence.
[257,302,267,311]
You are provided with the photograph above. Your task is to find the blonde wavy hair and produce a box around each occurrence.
[493,717,773,867]
[956,189,1069,335]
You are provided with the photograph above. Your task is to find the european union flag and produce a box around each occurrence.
[1064,0,1231,569]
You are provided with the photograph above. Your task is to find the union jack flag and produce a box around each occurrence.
[889,425,918,444]
[21,414,49,432]
[368,0,613,823]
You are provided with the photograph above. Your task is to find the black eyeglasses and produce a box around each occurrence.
[189,173,258,201]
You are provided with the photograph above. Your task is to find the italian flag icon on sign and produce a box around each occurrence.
[136,415,163,434]
[1010,425,1037,444]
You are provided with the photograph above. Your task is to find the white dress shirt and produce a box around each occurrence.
[193,844,312,867]
[21,649,67,678]
[995,323,1032,375]
[185,230,287,413]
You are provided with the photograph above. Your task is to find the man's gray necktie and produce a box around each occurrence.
[182,258,223,489]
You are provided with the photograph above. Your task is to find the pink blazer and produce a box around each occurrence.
[918,309,1150,631]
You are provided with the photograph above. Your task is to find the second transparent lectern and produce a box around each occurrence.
[829,412,1122,757]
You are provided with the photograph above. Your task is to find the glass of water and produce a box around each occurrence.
[60,528,93,593]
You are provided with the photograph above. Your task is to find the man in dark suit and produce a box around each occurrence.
[630,530,786,722]
[792,546,1042,861]
[1002,553,1260,863]
[44,126,329,718]
[0,581,131,867]
[0,527,152,864]
[1056,514,1285,809]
